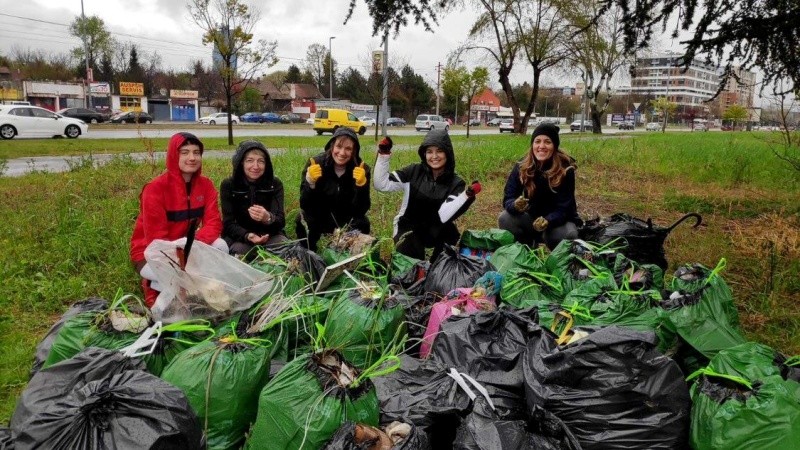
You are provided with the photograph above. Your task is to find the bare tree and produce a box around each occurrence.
[304,43,328,91]
[762,85,800,171]
[188,0,278,145]
[562,0,631,133]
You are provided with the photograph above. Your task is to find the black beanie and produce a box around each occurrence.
[531,123,560,150]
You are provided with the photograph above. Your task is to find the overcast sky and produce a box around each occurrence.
[0,0,500,87]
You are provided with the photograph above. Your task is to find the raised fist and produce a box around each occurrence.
[513,195,529,212]
[466,180,482,198]
[307,158,322,184]
[378,136,393,155]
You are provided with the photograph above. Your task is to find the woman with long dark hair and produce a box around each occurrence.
[498,123,580,249]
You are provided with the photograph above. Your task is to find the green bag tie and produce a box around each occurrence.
[221,321,273,348]
[785,356,800,367]
[161,320,216,345]
[574,256,607,278]
[702,257,727,287]
[686,367,753,390]
[564,302,594,321]
[504,271,563,298]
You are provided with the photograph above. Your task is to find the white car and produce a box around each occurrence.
[414,114,449,132]
[645,122,661,131]
[0,105,88,139]
[499,118,515,133]
[198,112,240,125]
[359,116,376,126]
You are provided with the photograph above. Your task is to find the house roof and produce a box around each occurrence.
[249,78,291,100]
[284,83,323,100]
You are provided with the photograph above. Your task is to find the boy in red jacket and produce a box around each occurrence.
[130,132,227,307]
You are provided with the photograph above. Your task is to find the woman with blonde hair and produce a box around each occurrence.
[498,123,580,249]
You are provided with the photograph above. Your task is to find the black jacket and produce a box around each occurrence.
[300,127,371,230]
[220,140,286,245]
[377,129,471,236]
[502,158,580,227]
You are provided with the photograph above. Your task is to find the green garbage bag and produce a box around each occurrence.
[670,259,739,328]
[705,342,800,397]
[612,253,664,291]
[660,287,747,364]
[688,368,800,450]
[500,267,563,308]
[391,252,421,279]
[324,289,406,369]
[487,243,542,275]
[545,240,614,294]
[459,229,515,251]
[245,350,380,450]
[161,328,282,450]
[42,311,101,368]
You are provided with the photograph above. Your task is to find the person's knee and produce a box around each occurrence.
[497,210,515,230]
[211,238,229,254]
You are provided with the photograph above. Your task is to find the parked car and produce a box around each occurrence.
[57,107,106,124]
[280,113,305,124]
[414,114,449,132]
[198,112,239,125]
[313,108,367,135]
[618,120,635,130]
[386,117,406,126]
[570,120,592,132]
[645,122,661,131]
[487,118,503,126]
[499,118,514,133]
[259,112,281,123]
[240,112,263,123]
[0,105,88,139]
[359,116,377,127]
[305,117,315,125]
[462,118,481,126]
[110,111,154,124]
[721,124,734,131]
[692,123,708,132]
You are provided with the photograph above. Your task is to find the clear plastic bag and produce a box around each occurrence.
[145,240,275,323]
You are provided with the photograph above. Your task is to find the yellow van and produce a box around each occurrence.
[313,108,367,135]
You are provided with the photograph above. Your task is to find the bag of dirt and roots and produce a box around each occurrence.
[545,240,615,294]
[458,228,515,259]
[322,421,431,450]
[245,349,381,450]
[11,347,204,449]
[324,286,407,369]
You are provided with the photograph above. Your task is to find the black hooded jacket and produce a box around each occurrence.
[299,127,371,229]
[374,129,472,236]
[220,140,286,244]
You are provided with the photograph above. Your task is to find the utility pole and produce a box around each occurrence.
[435,62,442,116]
[81,0,92,108]
[380,32,389,136]
[328,36,336,102]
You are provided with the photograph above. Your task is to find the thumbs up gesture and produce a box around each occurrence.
[306,158,322,184]
[353,162,367,187]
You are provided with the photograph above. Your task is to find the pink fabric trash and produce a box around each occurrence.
[419,287,496,358]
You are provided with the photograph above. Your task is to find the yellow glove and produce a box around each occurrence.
[353,162,367,187]
[307,158,322,184]
[533,216,549,232]
[513,195,529,212]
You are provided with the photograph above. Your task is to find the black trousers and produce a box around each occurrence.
[394,224,460,261]
[498,210,579,250]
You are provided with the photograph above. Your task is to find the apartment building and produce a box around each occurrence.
[627,53,720,107]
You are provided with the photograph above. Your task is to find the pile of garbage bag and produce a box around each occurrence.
[4,224,799,450]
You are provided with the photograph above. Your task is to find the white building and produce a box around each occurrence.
[627,53,720,107]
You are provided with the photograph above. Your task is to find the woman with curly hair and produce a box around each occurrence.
[498,123,580,249]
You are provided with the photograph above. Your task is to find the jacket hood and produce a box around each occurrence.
[417,129,456,175]
[232,140,273,184]
[166,132,204,177]
[324,127,362,167]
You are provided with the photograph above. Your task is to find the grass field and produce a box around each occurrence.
[0,131,798,423]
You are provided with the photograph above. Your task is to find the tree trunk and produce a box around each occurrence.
[498,67,521,133]
[521,68,542,135]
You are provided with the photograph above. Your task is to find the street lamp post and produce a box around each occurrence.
[81,0,92,108]
[328,36,335,102]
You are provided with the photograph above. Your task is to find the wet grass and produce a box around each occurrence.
[0,131,798,422]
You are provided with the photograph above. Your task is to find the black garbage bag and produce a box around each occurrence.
[579,213,702,270]
[523,326,691,450]
[430,309,540,418]
[322,421,431,450]
[391,259,429,296]
[374,356,472,448]
[452,398,582,450]
[11,347,204,450]
[0,426,12,450]
[424,245,495,296]
[31,297,108,378]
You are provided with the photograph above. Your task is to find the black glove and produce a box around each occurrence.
[378,136,393,155]
[466,180,482,199]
